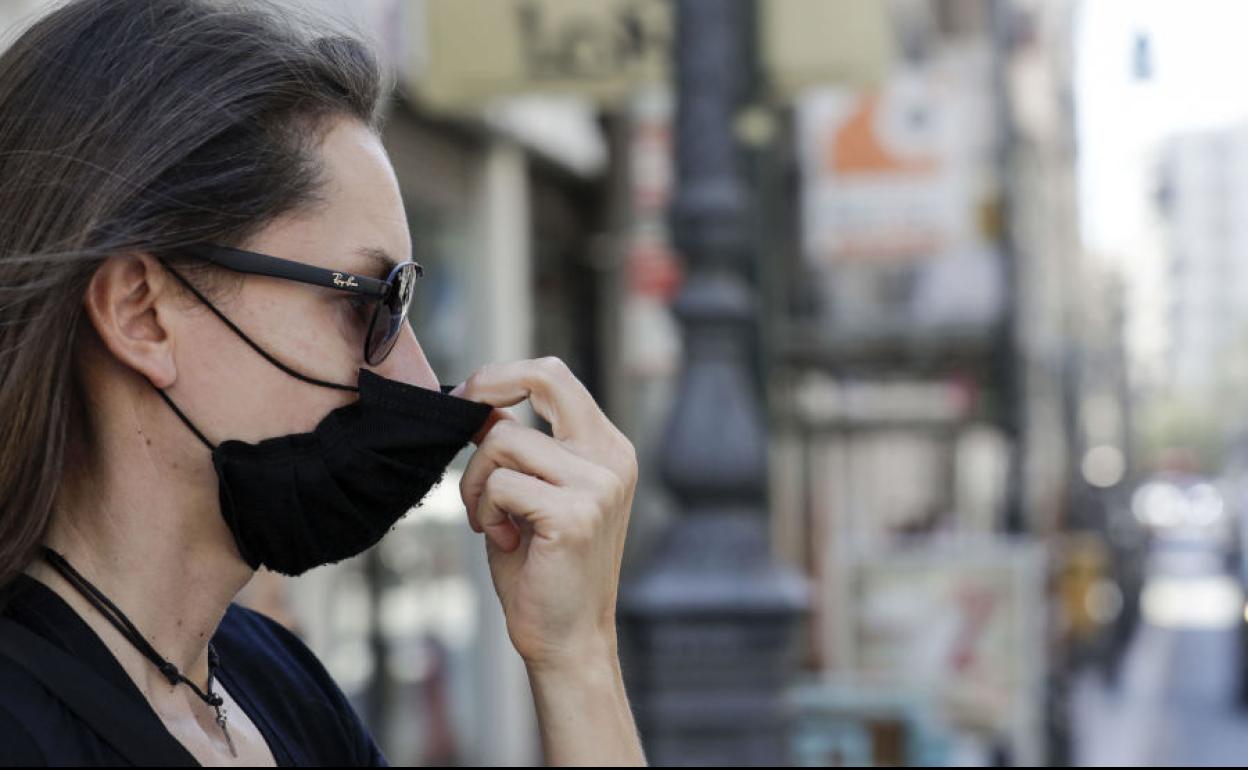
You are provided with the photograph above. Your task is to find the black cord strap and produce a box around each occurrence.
[40,547,219,702]
[160,258,359,394]
[153,387,215,451]
[40,546,239,756]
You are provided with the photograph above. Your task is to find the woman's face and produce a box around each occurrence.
[156,114,439,445]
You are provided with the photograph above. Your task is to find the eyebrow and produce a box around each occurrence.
[353,246,401,278]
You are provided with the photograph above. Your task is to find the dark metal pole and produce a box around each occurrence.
[618,0,809,764]
[989,0,1026,536]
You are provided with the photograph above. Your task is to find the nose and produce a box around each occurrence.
[370,322,439,391]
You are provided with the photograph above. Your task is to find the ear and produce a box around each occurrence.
[82,251,179,389]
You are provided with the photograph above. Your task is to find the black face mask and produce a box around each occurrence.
[151,274,493,577]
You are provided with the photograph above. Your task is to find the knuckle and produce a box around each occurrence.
[481,469,509,511]
[584,464,619,503]
[619,436,638,481]
[603,430,638,490]
[537,355,570,379]
[465,362,495,391]
[483,468,502,495]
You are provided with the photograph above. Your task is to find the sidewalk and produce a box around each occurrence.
[1070,584,1248,765]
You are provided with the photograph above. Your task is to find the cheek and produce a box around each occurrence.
[333,296,371,356]
[211,349,355,441]
[187,287,361,442]
[271,382,358,436]
[251,285,361,376]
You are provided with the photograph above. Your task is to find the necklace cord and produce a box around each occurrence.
[39,546,223,709]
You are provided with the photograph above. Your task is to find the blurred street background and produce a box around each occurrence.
[7,0,1248,765]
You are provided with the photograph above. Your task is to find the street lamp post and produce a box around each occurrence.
[618,0,810,764]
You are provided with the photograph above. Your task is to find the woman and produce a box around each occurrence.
[0,0,644,765]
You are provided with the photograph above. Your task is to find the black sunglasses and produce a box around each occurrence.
[175,242,423,366]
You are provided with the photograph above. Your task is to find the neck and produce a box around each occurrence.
[23,403,254,708]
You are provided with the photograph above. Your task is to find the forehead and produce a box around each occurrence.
[318,116,399,207]
[279,116,410,274]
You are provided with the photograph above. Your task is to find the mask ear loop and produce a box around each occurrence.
[153,386,216,452]
[158,258,360,394]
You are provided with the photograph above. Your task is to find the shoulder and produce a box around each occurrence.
[0,700,46,766]
[0,654,71,765]
[216,602,389,766]
[217,601,328,680]
[217,601,363,718]
[214,601,346,720]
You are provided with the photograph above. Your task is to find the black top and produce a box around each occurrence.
[0,572,389,766]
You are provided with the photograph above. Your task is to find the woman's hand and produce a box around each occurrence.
[451,356,638,673]
[452,357,646,765]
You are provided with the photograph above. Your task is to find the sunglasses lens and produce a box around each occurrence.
[364,262,420,365]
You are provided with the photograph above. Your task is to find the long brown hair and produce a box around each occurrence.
[0,0,390,596]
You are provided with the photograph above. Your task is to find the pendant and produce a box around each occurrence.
[214,705,239,759]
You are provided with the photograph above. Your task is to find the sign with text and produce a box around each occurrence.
[409,0,890,111]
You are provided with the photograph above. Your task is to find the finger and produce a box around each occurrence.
[460,418,607,533]
[454,357,641,490]
[452,357,603,445]
[471,406,514,447]
[477,467,565,551]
